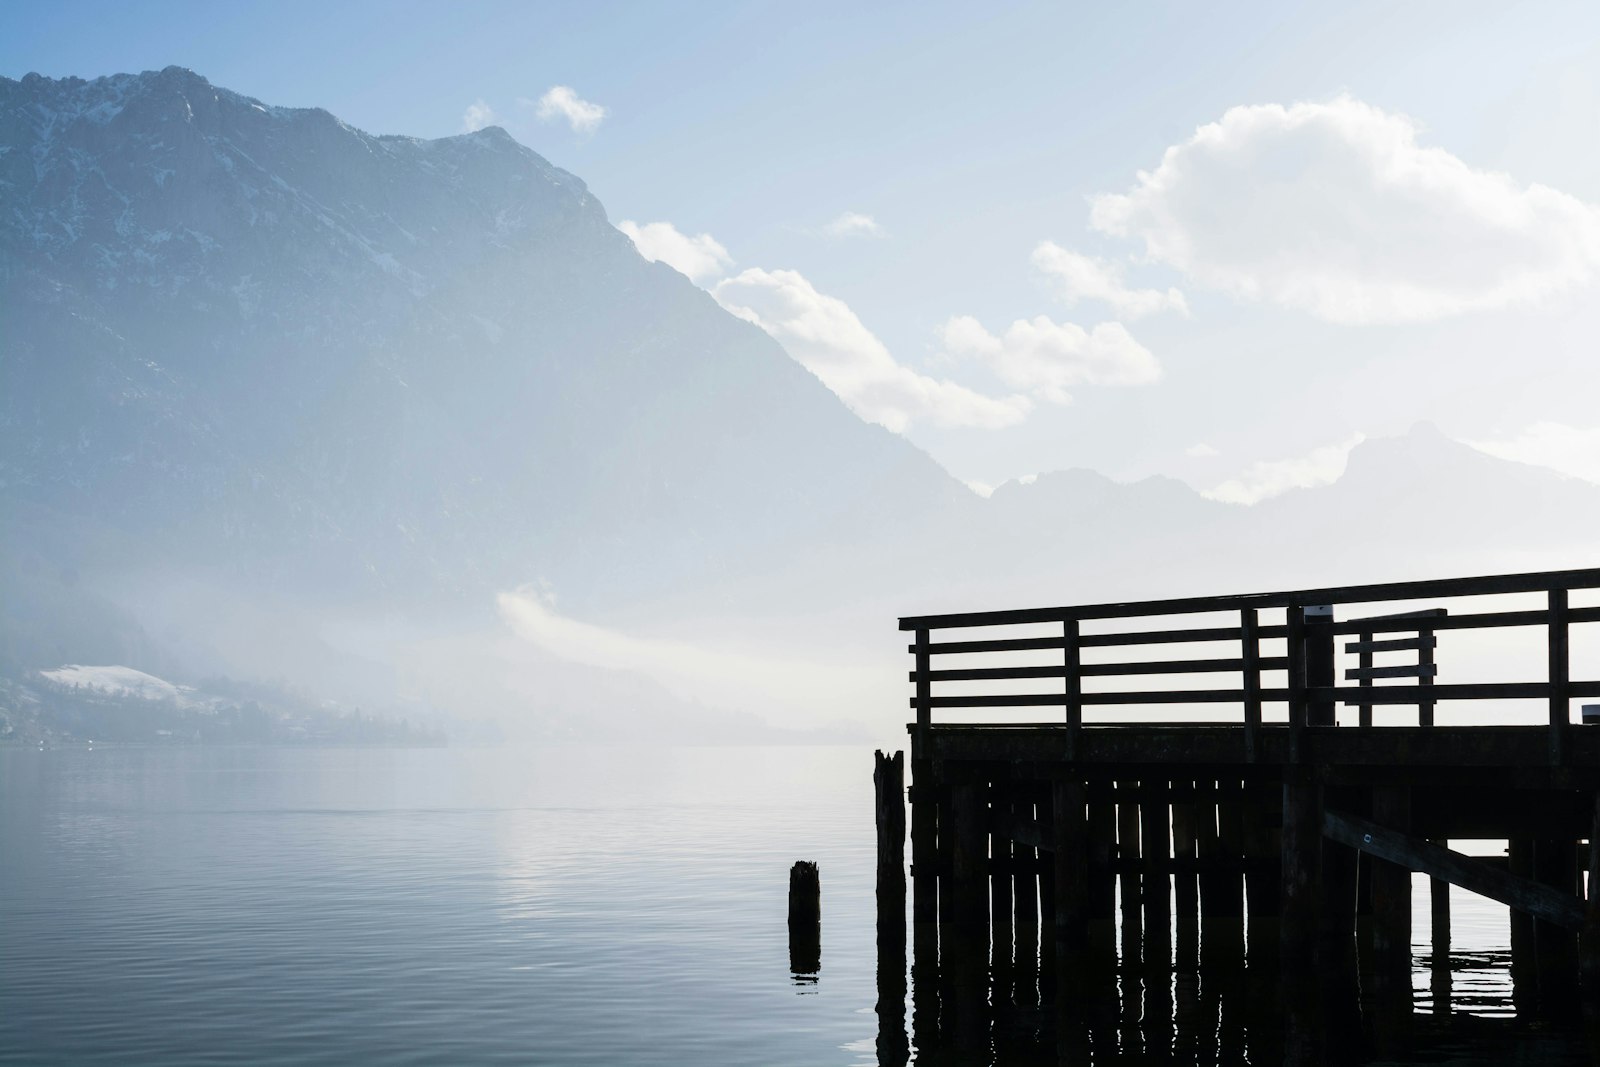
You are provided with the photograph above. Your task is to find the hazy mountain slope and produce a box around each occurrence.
[0,68,967,624]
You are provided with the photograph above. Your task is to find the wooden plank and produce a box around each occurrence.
[1347,607,1449,623]
[1322,809,1585,930]
[1357,628,1374,729]
[1344,663,1438,681]
[898,567,1600,630]
[950,782,990,929]
[1345,635,1437,655]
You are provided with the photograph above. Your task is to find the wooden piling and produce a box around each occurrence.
[950,780,989,930]
[1142,779,1172,950]
[910,760,937,927]
[1281,770,1323,972]
[1195,781,1229,920]
[991,780,1012,946]
[1370,786,1412,981]
[1054,778,1088,949]
[789,860,821,976]
[1087,780,1117,925]
[1172,781,1199,932]
[1430,838,1450,963]
[875,751,906,947]
[1581,794,1600,992]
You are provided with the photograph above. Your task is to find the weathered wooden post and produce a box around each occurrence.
[1142,778,1172,959]
[1581,793,1600,994]
[875,750,906,947]
[1117,780,1143,943]
[789,861,821,977]
[1053,777,1088,950]
[875,754,911,1066]
[1370,786,1412,987]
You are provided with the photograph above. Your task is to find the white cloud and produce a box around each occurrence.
[618,220,733,283]
[1185,443,1220,458]
[1202,433,1366,504]
[938,314,1160,405]
[1031,242,1187,318]
[461,99,497,133]
[712,268,1030,433]
[1466,422,1600,484]
[1090,97,1600,324]
[964,480,995,498]
[497,589,885,717]
[531,85,607,133]
[824,211,884,238]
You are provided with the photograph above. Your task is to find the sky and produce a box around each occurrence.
[8,0,1600,500]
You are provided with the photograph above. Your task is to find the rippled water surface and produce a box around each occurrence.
[1,745,1594,1065]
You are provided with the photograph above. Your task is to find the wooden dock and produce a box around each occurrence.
[874,568,1600,1055]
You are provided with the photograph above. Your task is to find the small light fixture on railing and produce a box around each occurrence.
[1582,704,1600,726]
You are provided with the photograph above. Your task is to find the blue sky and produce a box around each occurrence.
[9,0,1600,497]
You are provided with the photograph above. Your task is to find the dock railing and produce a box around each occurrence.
[901,568,1600,764]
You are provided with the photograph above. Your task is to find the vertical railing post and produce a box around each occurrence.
[1357,629,1374,728]
[1305,604,1336,727]
[914,628,931,744]
[1242,608,1262,763]
[1064,619,1082,762]
[1288,607,1308,763]
[1550,588,1570,766]
[1418,624,1436,728]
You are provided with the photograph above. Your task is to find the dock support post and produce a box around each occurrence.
[1370,786,1412,986]
[1054,777,1088,950]
[1535,834,1580,1010]
[1117,781,1142,956]
[1581,794,1600,995]
[1510,837,1537,1013]
[1172,781,1200,934]
[1014,790,1038,963]
[1430,838,1451,967]
[1142,779,1172,962]
[910,759,937,928]
[990,780,1012,952]
[950,779,989,931]
[1281,769,1323,972]
[1087,780,1117,928]
[875,751,907,945]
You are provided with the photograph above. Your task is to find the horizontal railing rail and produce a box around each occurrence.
[901,567,1600,764]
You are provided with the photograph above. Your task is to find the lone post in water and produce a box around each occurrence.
[789,860,821,978]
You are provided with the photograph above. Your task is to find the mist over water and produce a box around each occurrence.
[1,744,1590,1066]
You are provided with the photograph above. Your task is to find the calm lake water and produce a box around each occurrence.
[0,745,1593,1065]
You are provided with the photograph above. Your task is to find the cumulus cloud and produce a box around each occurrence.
[530,85,607,133]
[712,268,1030,433]
[461,99,497,133]
[618,220,733,283]
[1031,242,1187,318]
[1202,433,1366,504]
[938,314,1160,405]
[1185,443,1220,458]
[1090,97,1600,323]
[1466,422,1600,484]
[824,211,885,238]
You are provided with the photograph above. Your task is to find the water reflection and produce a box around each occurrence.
[879,917,1598,1065]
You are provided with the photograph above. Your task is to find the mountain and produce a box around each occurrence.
[0,67,966,624]
[2,69,1594,741]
